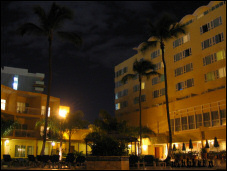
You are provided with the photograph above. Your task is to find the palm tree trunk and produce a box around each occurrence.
[68,129,72,153]
[40,35,53,155]
[160,41,172,158]
[139,75,142,156]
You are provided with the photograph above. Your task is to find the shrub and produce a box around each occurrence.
[90,135,127,156]
[129,155,139,165]
[76,156,86,164]
[144,155,154,164]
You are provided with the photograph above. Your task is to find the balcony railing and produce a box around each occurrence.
[14,129,39,138]
[17,107,41,115]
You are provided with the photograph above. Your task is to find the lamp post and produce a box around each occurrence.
[59,109,67,161]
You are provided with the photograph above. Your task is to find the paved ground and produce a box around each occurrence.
[1,165,226,170]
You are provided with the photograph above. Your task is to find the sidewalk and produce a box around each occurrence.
[1,163,226,170]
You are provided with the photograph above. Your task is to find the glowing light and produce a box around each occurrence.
[51,142,55,146]
[165,145,168,158]
[59,109,67,118]
[128,145,132,148]
[59,106,70,118]
[142,145,147,151]
[5,140,9,146]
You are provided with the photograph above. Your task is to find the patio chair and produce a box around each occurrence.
[76,156,86,166]
[144,155,155,166]
[3,155,14,168]
[65,153,76,169]
[28,155,37,167]
[36,155,42,167]
[49,155,60,169]
[41,155,50,168]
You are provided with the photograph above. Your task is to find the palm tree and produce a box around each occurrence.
[64,110,89,153]
[1,117,19,137]
[140,14,186,158]
[121,59,159,155]
[17,2,82,155]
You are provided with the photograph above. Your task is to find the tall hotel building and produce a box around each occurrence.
[115,1,226,158]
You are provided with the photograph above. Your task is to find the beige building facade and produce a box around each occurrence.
[1,84,91,159]
[115,1,226,158]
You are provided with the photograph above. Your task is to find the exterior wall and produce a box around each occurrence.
[1,84,91,159]
[1,66,45,93]
[114,1,226,157]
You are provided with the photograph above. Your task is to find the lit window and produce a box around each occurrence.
[14,77,18,82]
[17,102,26,113]
[15,145,26,157]
[27,146,34,155]
[204,71,216,82]
[13,75,18,90]
[218,67,226,78]
[216,50,226,61]
[141,82,145,89]
[115,93,118,100]
[183,34,190,43]
[41,106,50,117]
[13,83,18,90]
[115,103,120,110]
[1,99,6,110]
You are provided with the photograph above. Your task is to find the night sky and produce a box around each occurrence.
[1,1,210,122]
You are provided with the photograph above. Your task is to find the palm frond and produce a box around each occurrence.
[48,2,73,30]
[140,41,157,53]
[145,70,160,79]
[57,31,82,47]
[169,23,186,38]
[121,74,136,84]
[17,23,46,36]
[33,5,47,29]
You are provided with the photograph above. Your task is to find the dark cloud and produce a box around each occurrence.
[1,1,210,122]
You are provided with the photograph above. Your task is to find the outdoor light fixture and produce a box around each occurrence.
[59,109,67,118]
[142,145,147,151]
[51,142,55,146]
[5,140,9,146]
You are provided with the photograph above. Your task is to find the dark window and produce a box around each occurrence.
[211,111,219,126]
[181,116,188,130]
[170,119,174,132]
[188,115,195,129]
[196,114,202,128]
[214,33,223,44]
[186,79,194,88]
[175,118,181,131]
[184,49,190,57]
[220,109,226,125]
[203,112,210,127]
[202,24,209,33]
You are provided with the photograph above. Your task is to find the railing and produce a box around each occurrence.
[14,129,38,138]
[17,107,41,115]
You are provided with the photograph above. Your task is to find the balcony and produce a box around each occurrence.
[17,107,41,115]
[14,129,39,138]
